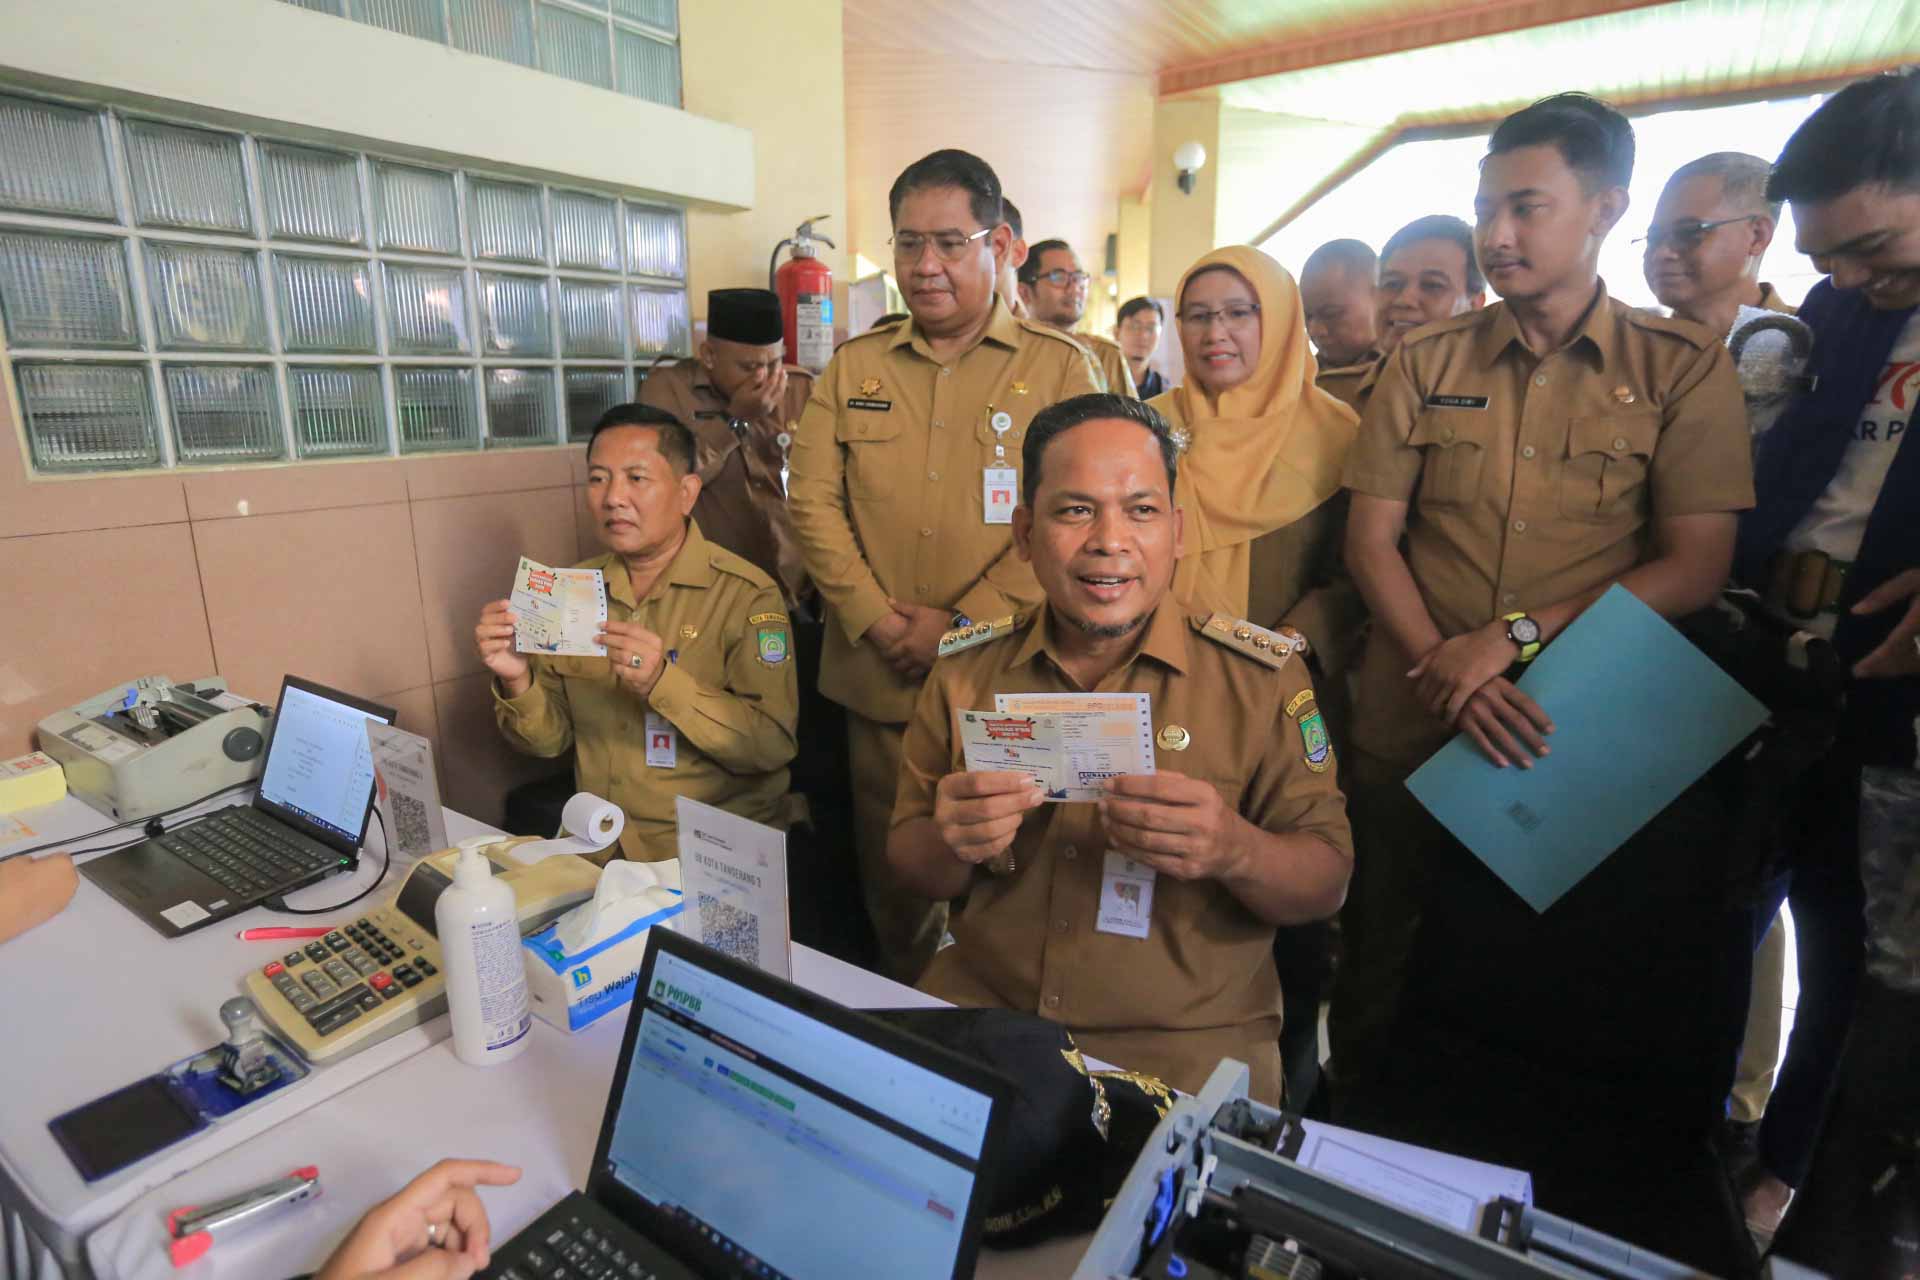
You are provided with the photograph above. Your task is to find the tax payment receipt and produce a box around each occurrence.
[511,556,608,657]
[958,693,1157,802]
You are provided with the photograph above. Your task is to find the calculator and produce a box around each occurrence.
[243,840,602,1064]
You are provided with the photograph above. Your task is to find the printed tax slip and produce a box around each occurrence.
[511,556,608,657]
[958,694,1157,803]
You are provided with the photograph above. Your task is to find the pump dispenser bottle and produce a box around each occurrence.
[435,844,531,1066]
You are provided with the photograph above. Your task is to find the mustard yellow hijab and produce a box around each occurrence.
[1148,245,1359,616]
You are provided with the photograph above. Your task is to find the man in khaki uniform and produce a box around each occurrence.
[478,405,798,863]
[638,288,814,612]
[1323,216,1489,418]
[994,197,1030,321]
[888,394,1353,1103]
[1644,152,1797,344]
[790,150,1101,982]
[1302,238,1382,377]
[1019,239,1138,396]
[1335,94,1755,1264]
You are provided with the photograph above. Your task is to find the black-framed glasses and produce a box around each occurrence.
[889,227,992,262]
[1177,303,1261,330]
[1031,269,1091,288]
[1634,215,1758,252]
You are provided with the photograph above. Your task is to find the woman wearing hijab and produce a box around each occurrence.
[1150,246,1365,1112]
[1148,245,1364,678]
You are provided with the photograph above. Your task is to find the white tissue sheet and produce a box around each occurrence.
[523,855,684,1032]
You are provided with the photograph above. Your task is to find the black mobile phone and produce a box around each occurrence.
[49,1075,206,1182]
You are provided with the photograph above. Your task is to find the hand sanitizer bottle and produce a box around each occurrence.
[435,845,531,1066]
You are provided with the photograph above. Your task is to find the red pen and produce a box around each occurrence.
[236,926,334,941]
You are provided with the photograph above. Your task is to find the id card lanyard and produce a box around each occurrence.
[983,406,1016,525]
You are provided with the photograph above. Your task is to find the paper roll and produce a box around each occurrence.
[502,793,625,864]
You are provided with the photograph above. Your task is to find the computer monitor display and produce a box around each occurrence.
[255,677,391,849]
[603,944,998,1279]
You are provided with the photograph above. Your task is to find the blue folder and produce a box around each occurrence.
[1405,585,1768,912]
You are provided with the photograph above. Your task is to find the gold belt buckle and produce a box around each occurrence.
[1767,550,1848,618]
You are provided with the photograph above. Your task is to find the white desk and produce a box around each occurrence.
[83,944,1089,1280]
[0,790,493,1280]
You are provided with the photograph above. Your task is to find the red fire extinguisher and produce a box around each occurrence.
[769,215,835,373]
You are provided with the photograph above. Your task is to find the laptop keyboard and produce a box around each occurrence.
[157,807,341,897]
[496,1209,674,1280]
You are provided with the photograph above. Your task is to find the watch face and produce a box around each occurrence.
[1511,617,1541,645]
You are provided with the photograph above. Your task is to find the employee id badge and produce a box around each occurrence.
[983,466,1018,524]
[1096,851,1156,939]
[644,711,677,769]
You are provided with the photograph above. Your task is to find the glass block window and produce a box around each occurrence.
[0,88,688,472]
[279,0,680,108]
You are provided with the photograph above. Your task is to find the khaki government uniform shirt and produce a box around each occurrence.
[1342,285,1754,766]
[637,359,815,609]
[788,298,1102,725]
[896,600,1355,1103]
[494,522,799,861]
[1074,332,1140,398]
[1315,350,1382,414]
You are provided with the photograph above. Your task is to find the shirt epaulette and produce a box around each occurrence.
[1622,306,1720,351]
[1014,317,1100,357]
[936,614,1021,658]
[1398,308,1487,350]
[706,542,779,592]
[1190,613,1305,670]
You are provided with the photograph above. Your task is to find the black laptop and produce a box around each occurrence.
[484,929,1013,1280]
[80,675,395,939]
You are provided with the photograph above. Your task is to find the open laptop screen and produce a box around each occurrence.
[255,677,391,849]
[605,944,996,1279]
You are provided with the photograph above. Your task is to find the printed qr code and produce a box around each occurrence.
[391,791,432,853]
[696,893,760,963]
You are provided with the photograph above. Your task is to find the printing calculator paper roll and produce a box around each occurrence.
[502,793,624,864]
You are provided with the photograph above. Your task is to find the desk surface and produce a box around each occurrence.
[0,790,491,1268]
[82,941,1090,1280]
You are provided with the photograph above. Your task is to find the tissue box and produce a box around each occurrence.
[523,897,683,1033]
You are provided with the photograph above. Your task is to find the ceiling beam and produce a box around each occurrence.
[1157,0,1679,97]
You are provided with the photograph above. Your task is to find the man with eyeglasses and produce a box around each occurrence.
[1115,296,1168,398]
[1643,152,1797,344]
[1732,72,1920,1267]
[789,149,1101,983]
[1336,94,1757,1268]
[1019,239,1138,397]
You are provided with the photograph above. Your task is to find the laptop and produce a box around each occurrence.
[484,929,1013,1280]
[80,675,395,939]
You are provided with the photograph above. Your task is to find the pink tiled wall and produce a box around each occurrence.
[0,399,596,828]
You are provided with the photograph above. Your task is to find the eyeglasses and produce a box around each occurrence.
[889,227,992,262]
[1030,269,1091,288]
[1634,215,1758,252]
[1177,303,1261,331]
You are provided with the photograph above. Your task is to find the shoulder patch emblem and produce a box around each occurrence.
[755,623,789,666]
[1193,613,1299,669]
[937,615,1016,658]
[1297,702,1332,773]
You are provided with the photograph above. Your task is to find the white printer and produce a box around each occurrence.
[37,676,273,821]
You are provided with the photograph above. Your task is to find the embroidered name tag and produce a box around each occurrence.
[846,397,893,411]
[1426,394,1490,410]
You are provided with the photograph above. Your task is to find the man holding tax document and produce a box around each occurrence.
[886,393,1354,1103]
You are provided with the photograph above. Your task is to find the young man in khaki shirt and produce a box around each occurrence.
[788,150,1101,981]
[1334,93,1755,1266]
[477,405,798,862]
[888,394,1353,1103]
[637,287,814,612]
[1018,239,1139,397]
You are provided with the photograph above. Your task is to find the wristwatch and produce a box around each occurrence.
[1503,611,1542,663]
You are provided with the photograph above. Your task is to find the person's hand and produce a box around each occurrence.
[726,364,787,425]
[864,609,916,676]
[314,1159,521,1280]
[934,771,1045,864]
[597,620,668,699]
[893,602,953,677]
[1099,773,1249,882]
[474,600,530,695]
[1409,623,1522,724]
[1456,676,1554,769]
[1850,567,1920,679]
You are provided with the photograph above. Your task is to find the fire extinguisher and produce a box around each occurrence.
[769,215,836,373]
